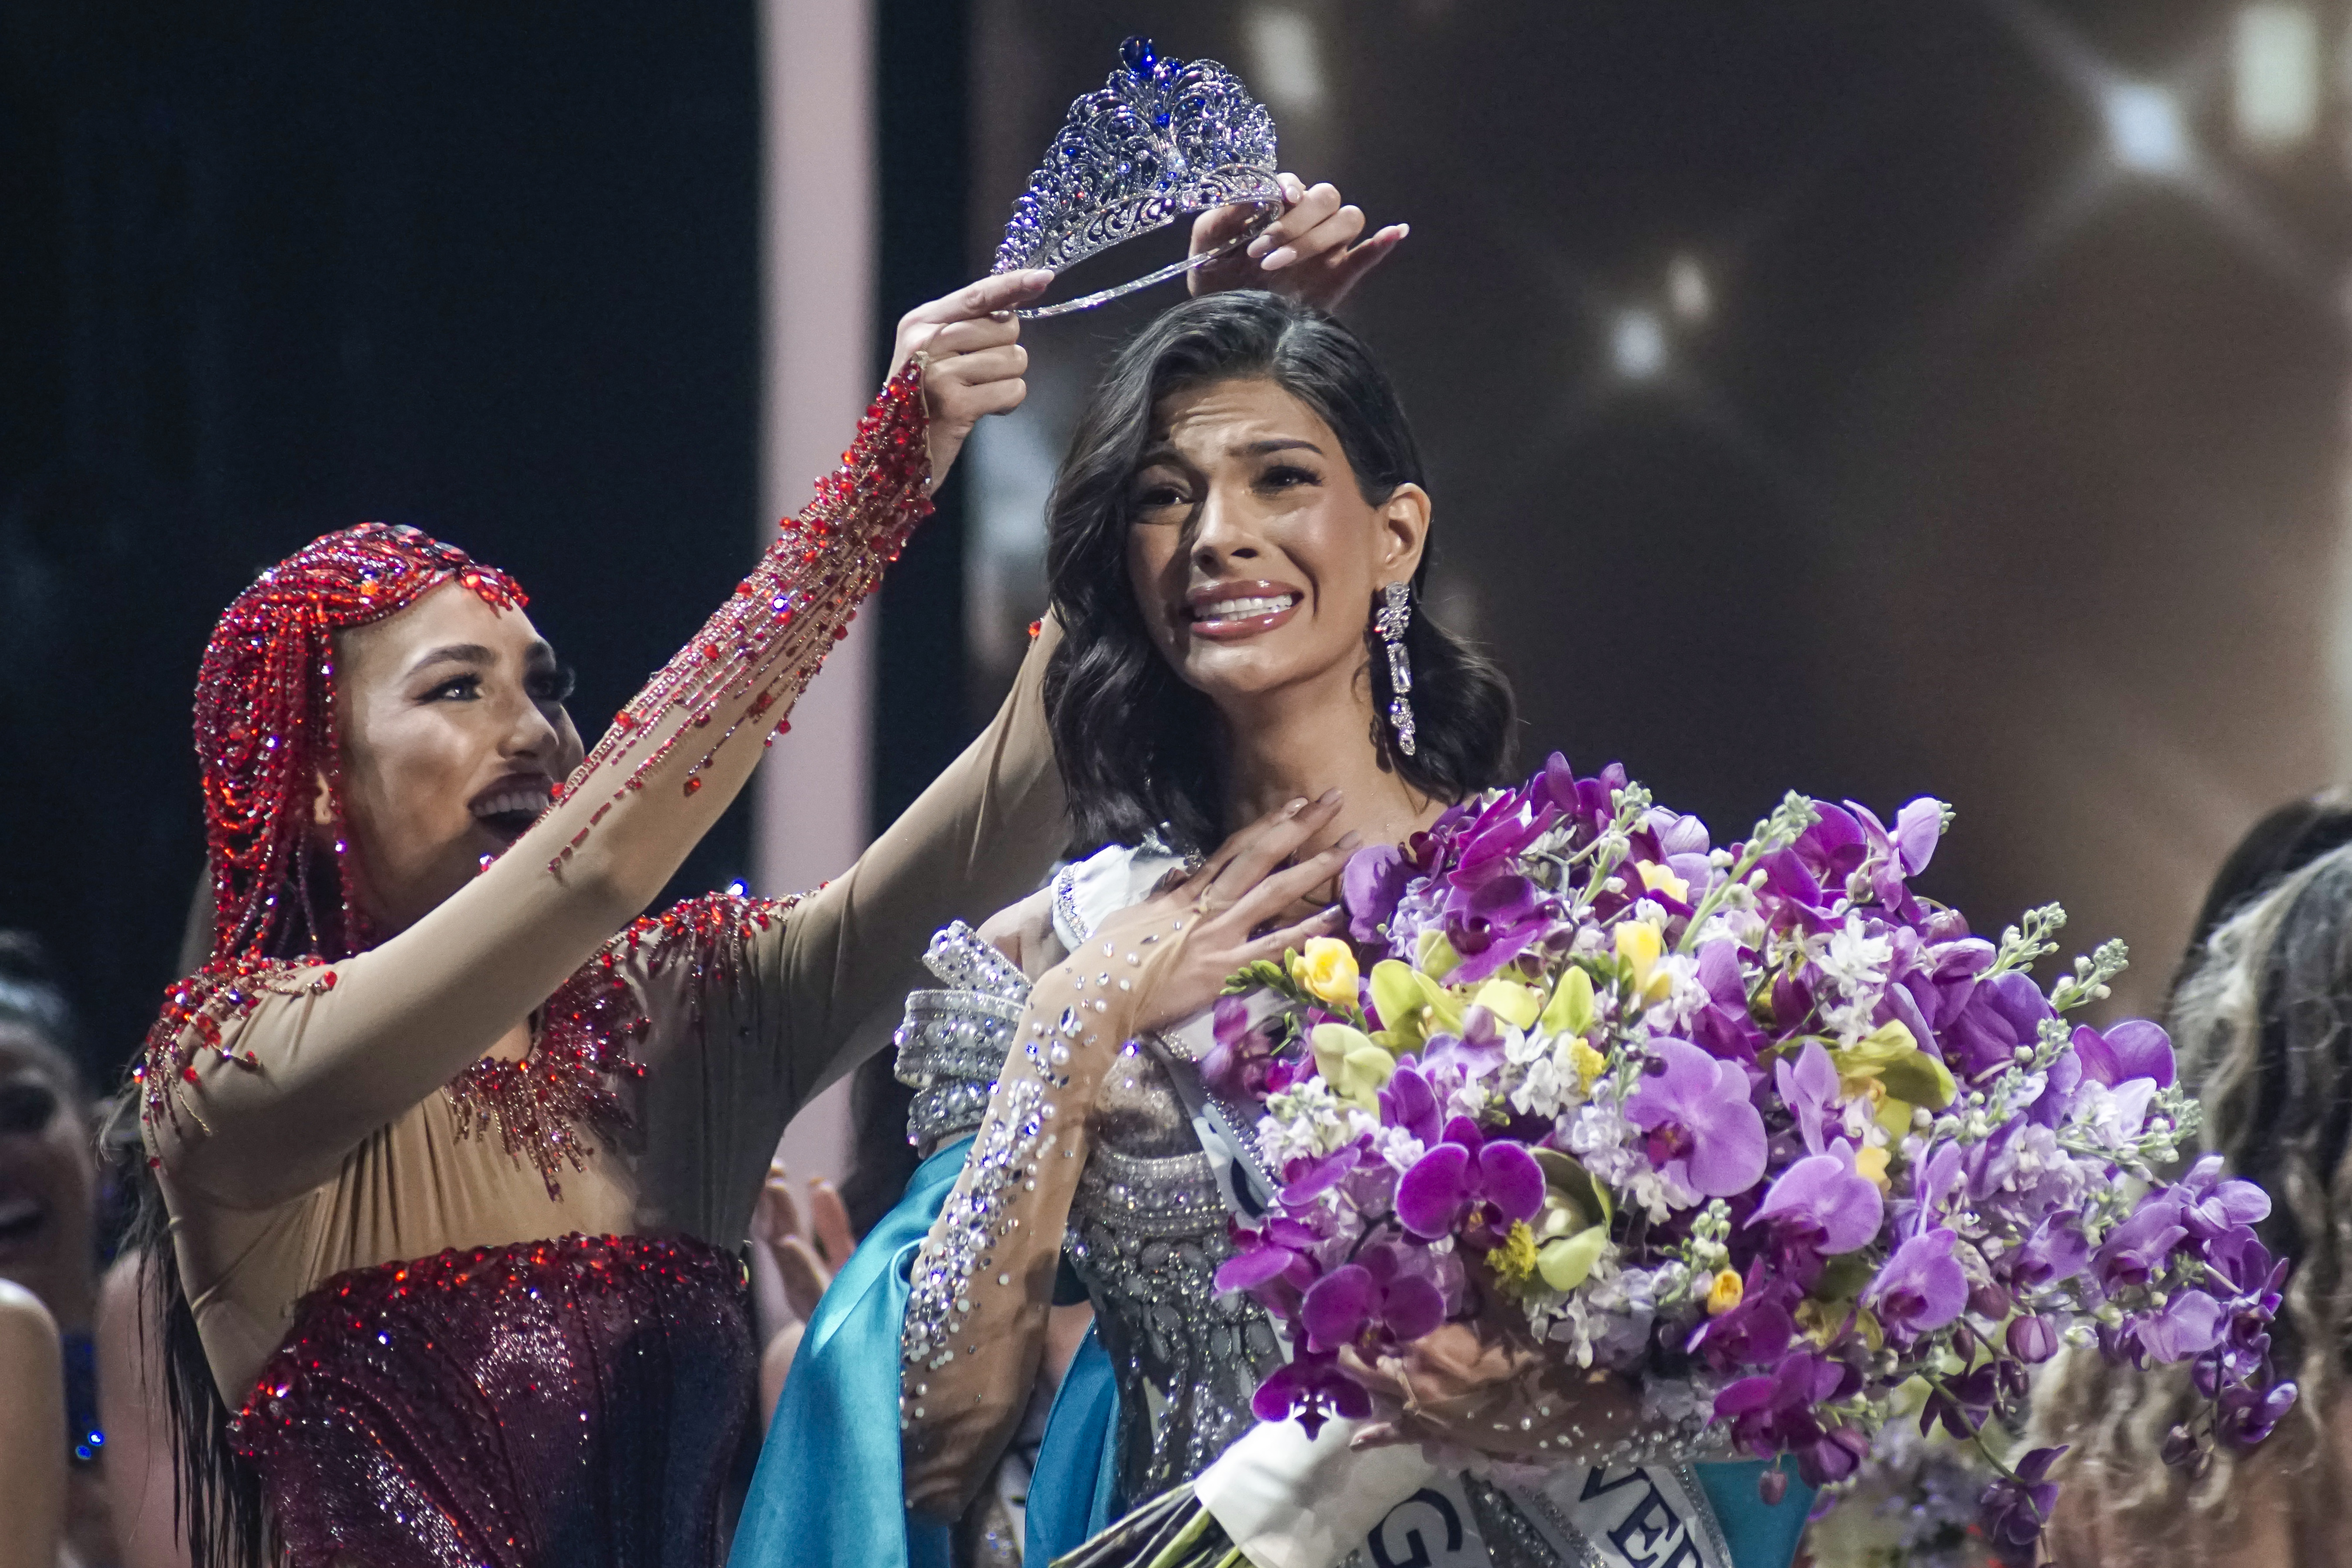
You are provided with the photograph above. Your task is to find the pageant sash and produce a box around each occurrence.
[726,1139,973,1568]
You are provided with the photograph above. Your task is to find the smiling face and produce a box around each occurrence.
[1124,375,1428,712]
[332,581,585,938]
[0,1025,92,1327]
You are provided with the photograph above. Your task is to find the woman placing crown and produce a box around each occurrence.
[132,269,1070,1568]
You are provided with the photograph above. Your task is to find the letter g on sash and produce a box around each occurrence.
[1368,1488,1466,1568]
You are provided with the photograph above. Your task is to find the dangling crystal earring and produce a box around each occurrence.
[1374,582,1417,757]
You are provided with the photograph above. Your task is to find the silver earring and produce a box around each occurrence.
[1375,582,1416,757]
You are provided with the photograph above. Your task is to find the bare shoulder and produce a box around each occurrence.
[975,885,1061,978]
[0,1278,59,1369]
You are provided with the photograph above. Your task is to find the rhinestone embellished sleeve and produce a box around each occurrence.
[898,912,1193,1521]
[549,363,934,873]
[139,371,931,1205]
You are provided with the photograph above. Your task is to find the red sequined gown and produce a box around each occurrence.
[140,371,1067,1567]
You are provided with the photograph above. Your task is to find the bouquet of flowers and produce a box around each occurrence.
[1195,755,2294,1560]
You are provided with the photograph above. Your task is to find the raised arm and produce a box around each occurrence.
[143,273,1051,1206]
[900,797,1356,1520]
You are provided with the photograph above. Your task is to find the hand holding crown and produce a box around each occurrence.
[1189,172,1407,313]
[887,269,1053,488]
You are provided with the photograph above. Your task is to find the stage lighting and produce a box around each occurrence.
[1611,310,1667,379]
[2232,3,2318,147]
[1667,254,1711,324]
[1244,8,1326,117]
[2103,81,2192,175]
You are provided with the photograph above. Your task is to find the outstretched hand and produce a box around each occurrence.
[1189,173,1406,312]
[889,269,1054,488]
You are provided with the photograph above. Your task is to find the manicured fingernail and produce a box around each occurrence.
[1322,903,1346,920]
[1246,235,1275,258]
[1336,831,1363,850]
[1318,787,1343,804]
[1261,246,1297,269]
[1286,797,1309,815]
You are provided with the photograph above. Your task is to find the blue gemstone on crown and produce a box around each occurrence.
[993,36,1281,316]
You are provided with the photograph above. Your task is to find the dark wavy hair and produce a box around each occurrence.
[1042,291,1515,851]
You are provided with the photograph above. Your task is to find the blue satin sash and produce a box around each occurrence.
[1694,1459,1812,1568]
[1023,1328,1121,1564]
[727,1139,972,1568]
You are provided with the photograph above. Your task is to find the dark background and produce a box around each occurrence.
[9,0,2352,1088]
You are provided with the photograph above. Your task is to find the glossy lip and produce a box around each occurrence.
[1184,578,1305,641]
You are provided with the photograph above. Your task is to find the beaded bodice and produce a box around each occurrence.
[1065,1046,1284,1500]
[231,1233,754,1568]
[894,843,1282,1505]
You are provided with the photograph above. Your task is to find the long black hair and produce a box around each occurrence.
[1042,290,1515,852]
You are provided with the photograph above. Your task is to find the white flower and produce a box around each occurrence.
[1259,1077,1374,1164]
[1816,914,1894,993]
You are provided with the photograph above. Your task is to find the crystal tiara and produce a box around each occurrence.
[993,37,1282,319]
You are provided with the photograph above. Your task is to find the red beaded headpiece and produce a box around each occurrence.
[193,523,525,966]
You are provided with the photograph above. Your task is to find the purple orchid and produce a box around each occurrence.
[1199,995,1283,1101]
[1862,1227,1967,1342]
[1250,1348,1372,1438]
[2136,1291,2226,1363]
[1299,1242,1447,1355]
[2008,1314,2059,1363]
[1752,1145,1884,1256]
[1279,1142,1366,1206]
[2071,1019,2175,1089]
[2172,1155,2270,1240]
[1377,1064,1442,1146]
[1624,1039,1769,1200]
[2215,1379,2298,1448]
[1712,1349,1868,1486]
[2004,1212,2090,1291]
[1216,1216,1326,1318]
[1396,1118,1545,1241]
[1687,1273,1799,1372]
[2092,1196,2187,1294]
[1773,1040,1841,1155]
[1977,1446,2065,1568]
[1344,843,1414,946]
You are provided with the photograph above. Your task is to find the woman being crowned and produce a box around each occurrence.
[134,269,1069,1568]
[736,285,1822,1568]
[722,286,1819,1568]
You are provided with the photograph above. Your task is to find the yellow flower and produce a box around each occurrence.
[1568,1040,1609,1095]
[1368,960,1464,1053]
[1706,1268,1745,1317]
[1539,967,1596,1040]
[1310,1023,1396,1111]
[1828,1020,1956,1110]
[1614,921,1672,1004]
[1471,978,1542,1030]
[1490,1220,1542,1292]
[1637,861,1691,905]
[1289,937,1361,1010]
[1537,1224,1611,1292]
[1854,1144,1891,1193]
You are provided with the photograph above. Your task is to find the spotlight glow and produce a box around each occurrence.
[1610,310,1667,379]
[2232,3,2318,148]
[2102,81,2192,175]
[1243,9,1326,117]
[1667,254,1711,324]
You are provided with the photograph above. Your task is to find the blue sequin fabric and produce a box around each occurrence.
[232,1232,753,1568]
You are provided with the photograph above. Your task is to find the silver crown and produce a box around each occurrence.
[994,37,1281,318]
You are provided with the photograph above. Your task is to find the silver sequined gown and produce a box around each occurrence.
[893,841,1283,1507]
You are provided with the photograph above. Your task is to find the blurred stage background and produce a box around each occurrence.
[6,0,2351,1181]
